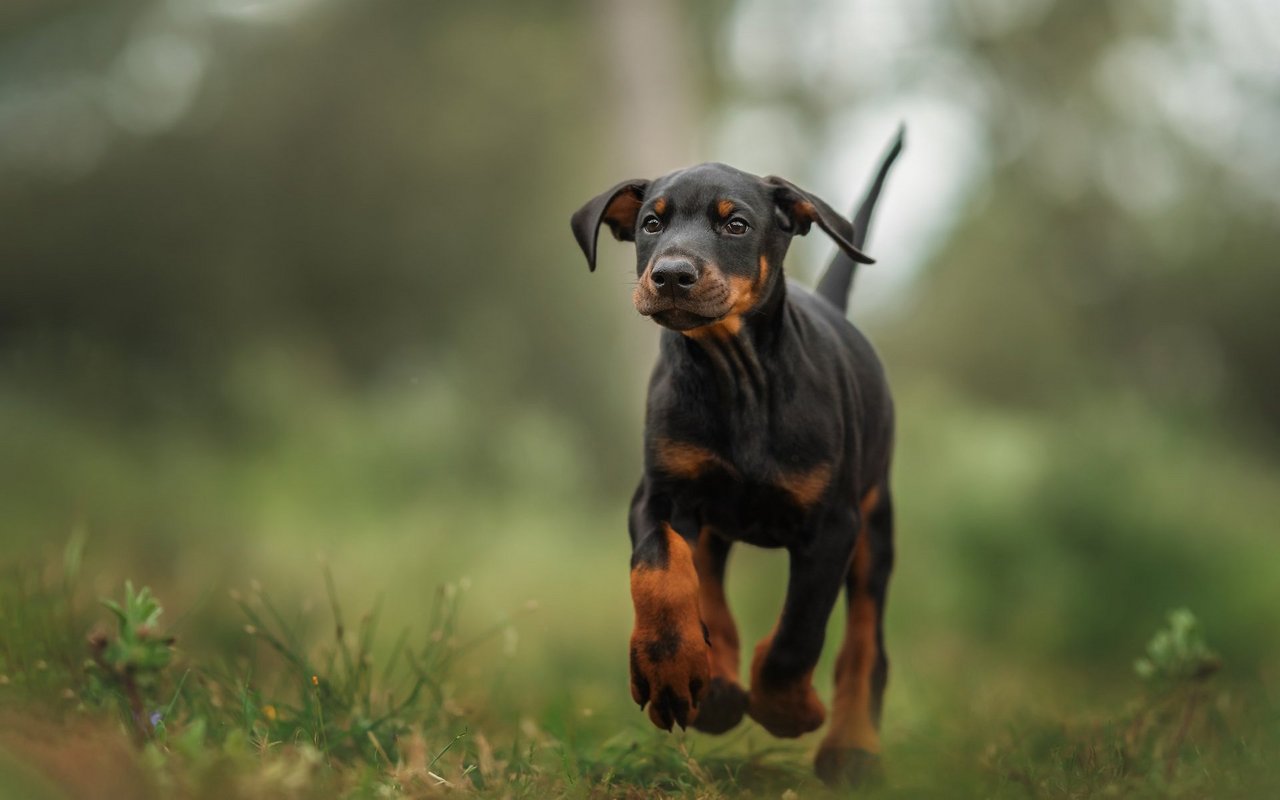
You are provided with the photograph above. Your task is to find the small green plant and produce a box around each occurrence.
[88,581,176,743]
[1126,608,1226,784]
[1133,608,1221,687]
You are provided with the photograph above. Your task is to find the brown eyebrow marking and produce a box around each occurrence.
[717,199,735,218]
[653,197,667,215]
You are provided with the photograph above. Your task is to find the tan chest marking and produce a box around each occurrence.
[774,462,834,508]
[654,438,737,479]
[658,438,832,509]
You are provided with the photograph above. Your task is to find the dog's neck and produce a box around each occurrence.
[674,270,788,414]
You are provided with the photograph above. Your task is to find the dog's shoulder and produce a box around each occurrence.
[784,281,887,384]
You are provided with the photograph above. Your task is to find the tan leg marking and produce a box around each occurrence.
[694,529,740,682]
[629,524,711,730]
[746,625,826,738]
[821,486,884,754]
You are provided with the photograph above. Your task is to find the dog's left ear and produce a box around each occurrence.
[570,179,651,272]
[765,176,875,265]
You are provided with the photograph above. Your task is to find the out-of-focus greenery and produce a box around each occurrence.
[1,0,1277,797]
[1134,609,1220,686]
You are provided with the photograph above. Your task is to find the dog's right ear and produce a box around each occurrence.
[570,179,650,272]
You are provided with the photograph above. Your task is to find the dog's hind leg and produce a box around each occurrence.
[690,528,749,733]
[746,512,858,738]
[815,484,895,786]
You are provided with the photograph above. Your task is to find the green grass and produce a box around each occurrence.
[2,374,1279,797]
[1,539,1277,799]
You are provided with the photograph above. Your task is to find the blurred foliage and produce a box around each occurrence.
[880,2,1280,449]
[0,0,652,498]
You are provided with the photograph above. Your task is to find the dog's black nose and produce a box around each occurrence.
[650,259,699,296]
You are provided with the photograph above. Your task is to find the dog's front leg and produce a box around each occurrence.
[626,488,711,731]
[748,511,857,738]
[690,529,749,734]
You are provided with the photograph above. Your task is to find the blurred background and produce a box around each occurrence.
[2,0,1278,767]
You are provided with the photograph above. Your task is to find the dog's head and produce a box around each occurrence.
[571,163,872,334]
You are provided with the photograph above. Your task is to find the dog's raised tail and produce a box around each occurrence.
[816,125,906,312]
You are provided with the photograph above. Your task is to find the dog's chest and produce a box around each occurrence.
[651,415,839,545]
[647,327,856,542]
[650,364,842,478]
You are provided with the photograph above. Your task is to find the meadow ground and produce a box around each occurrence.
[2,379,1278,799]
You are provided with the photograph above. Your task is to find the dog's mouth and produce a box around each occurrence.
[633,271,735,331]
[647,307,723,331]
[633,294,733,331]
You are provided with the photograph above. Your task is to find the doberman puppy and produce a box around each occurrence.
[570,130,904,787]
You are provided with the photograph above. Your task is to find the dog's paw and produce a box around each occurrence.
[814,746,883,787]
[629,623,711,731]
[747,680,826,738]
[690,676,748,734]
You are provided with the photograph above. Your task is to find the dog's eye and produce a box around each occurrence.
[724,218,750,235]
[641,215,664,234]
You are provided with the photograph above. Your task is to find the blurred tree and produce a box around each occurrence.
[897,1,1280,452]
[0,0,722,494]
